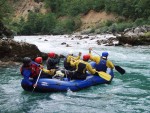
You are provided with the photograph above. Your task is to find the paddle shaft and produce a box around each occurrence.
[32,69,42,93]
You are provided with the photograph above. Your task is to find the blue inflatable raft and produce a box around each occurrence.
[21,68,114,92]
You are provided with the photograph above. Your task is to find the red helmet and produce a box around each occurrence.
[83,54,90,61]
[35,57,42,64]
[48,52,55,58]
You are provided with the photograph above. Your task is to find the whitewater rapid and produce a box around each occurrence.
[14,35,150,76]
[0,35,149,113]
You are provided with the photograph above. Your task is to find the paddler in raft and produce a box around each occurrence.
[20,57,52,88]
[46,52,61,70]
[60,54,98,80]
[35,57,56,78]
[88,48,114,72]
[63,51,82,71]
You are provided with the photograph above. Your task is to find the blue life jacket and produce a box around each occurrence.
[95,57,107,72]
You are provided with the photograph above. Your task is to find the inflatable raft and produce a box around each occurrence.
[21,68,114,92]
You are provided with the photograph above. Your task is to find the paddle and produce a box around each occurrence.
[97,71,111,81]
[91,49,126,75]
[114,65,125,75]
[32,69,42,93]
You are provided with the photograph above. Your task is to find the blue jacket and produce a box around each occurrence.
[21,61,40,86]
[95,58,107,72]
[22,68,33,86]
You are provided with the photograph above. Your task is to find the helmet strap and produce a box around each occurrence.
[102,56,107,60]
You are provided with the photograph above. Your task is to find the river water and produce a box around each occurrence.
[0,35,150,113]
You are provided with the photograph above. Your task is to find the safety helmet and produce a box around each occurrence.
[83,54,90,61]
[35,57,42,64]
[102,52,109,57]
[48,52,55,58]
[23,57,32,65]
[68,50,73,55]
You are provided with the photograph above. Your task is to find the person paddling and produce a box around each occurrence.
[35,57,56,78]
[46,52,60,70]
[89,48,114,72]
[64,51,81,71]
[66,54,97,80]
[20,57,42,88]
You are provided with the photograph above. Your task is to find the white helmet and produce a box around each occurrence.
[68,50,73,55]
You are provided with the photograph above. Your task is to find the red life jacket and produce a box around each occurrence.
[20,64,40,78]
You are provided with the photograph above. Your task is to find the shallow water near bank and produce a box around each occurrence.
[0,35,150,113]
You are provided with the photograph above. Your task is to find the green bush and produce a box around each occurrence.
[17,12,57,35]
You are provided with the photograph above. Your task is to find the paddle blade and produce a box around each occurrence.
[115,65,125,75]
[98,72,111,81]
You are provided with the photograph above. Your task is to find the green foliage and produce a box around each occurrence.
[18,12,57,35]
[95,21,134,33]
[0,0,12,21]
[104,20,113,27]
[114,22,133,32]
[2,0,150,35]
[16,12,81,35]
[53,17,81,35]
[92,0,105,12]
[45,0,150,20]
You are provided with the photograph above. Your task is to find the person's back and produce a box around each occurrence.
[64,51,81,71]
[89,48,114,72]
[70,54,96,80]
[46,52,60,70]
[94,53,108,72]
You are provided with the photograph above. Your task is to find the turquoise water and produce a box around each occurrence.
[0,45,150,113]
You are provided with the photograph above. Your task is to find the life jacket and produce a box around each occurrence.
[20,63,40,78]
[76,62,86,74]
[95,57,107,72]
[64,58,71,69]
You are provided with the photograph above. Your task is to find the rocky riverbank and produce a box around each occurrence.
[74,25,150,46]
[0,25,149,65]
[0,39,47,63]
[116,25,150,46]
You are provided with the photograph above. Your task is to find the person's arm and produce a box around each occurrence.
[74,52,82,60]
[70,59,78,67]
[66,55,72,63]
[22,69,33,86]
[86,63,96,74]
[42,68,51,74]
[31,61,40,67]
[106,60,114,69]
[88,50,100,64]
[42,68,55,76]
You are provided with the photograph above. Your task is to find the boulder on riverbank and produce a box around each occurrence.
[0,39,47,62]
[116,25,150,46]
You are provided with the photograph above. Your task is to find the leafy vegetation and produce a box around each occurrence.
[0,0,13,27]
[45,0,150,19]
[1,0,150,35]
